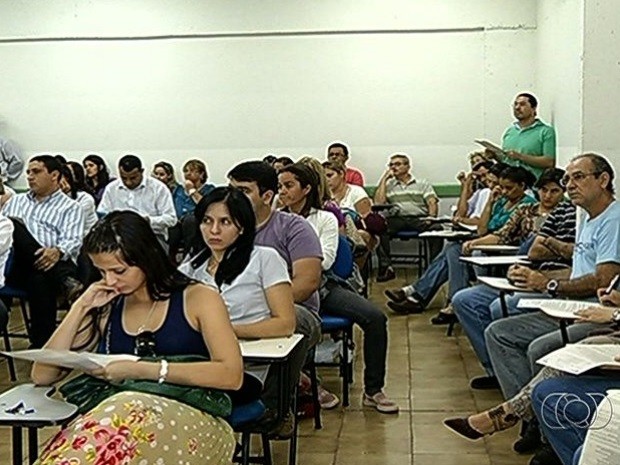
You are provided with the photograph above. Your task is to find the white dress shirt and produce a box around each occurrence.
[75,191,98,234]
[0,214,14,287]
[3,189,84,262]
[97,176,176,240]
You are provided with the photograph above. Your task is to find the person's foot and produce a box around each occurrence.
[318,386,340,409]
[363,391,399,414]
[513,420,541,454]
[266,409,295,440]
[430,308,458,325]
[469,375,500,390]
[445,404,519,440]
[528,444,562,465]
[384,288,407,303]
[386,299,424,314]
[376,268,396,283]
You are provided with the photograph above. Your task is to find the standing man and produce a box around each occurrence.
[374,153,440,282]
[499,92,556,179]
[327,142,365,187]
[3,155,84,347]
[98,154,176,247]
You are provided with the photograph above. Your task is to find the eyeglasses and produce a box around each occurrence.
[560,171,601,187]
[134,331,156,357]
[388,162,406,167]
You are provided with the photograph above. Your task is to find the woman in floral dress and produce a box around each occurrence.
[31,211,244,465]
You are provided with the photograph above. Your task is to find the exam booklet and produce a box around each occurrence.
[518,299,595,319]
[1,349,138,371]
[536,344,620,375]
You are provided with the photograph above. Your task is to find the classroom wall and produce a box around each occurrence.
[0,1,548,187]
[535,0,583,168]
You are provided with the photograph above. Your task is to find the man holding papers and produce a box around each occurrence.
[495,93,557,180]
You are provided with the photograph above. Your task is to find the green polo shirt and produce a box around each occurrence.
[501,119,556,179]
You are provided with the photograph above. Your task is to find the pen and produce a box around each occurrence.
[604,274,620,296]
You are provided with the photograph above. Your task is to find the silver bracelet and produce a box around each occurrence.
[158,359,169,384]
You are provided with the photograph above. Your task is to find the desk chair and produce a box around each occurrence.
[228,400,272,465]
[390,230,429,276]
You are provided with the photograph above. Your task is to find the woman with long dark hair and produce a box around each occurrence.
[82,154,113,205]
[31,211,243,465]
[61,162,98,234]
[278,163,399,413]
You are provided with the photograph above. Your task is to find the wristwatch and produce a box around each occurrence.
[546,279,560,297]
[612,309,620,323]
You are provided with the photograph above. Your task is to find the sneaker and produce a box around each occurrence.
[513,420,541,454]
[318,387,340,409]
[384,288,407,303]
[363,391,399,414]
[376,268,396,283]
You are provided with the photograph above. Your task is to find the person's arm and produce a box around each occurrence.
[461,234,500,255]
[477,186,501,236]
[31,281,120,385]
[1,139,24,182]
[508,262,620,298]
[91,285,244,390]
[528,235,574,261]
[373,169,392,205]
[96,184,113,215]
[291,257,322,303]
[425,196,439,217]
[147,184,178,236]
[0,215,13,255]
[233,282,296,339]
[454,174,475,218]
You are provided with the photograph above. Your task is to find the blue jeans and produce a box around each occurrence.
[321,283,388,395]
[532,376,620,465]
[452,285,539,376]
[486,311,601,398]
[413,241,470,304]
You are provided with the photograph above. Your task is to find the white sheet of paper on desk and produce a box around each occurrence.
[579,389,620,465]
[518,299,595,319]
[536,344,620,375]
[455,222,477,232]
[0,349,139,371]
[477,276,531,292]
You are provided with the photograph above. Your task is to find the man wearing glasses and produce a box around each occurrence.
[373,153,440,282]
[496,93,557,180]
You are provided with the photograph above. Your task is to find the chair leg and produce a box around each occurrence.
[240,432,251,465]
[446,320,456,337]
[19,299,31,335]
[2,329,16,381]
[341,328,350,407]
[261,433,272,465]
[307,361,322,429]
[288,387,298,465]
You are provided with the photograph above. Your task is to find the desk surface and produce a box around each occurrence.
[0,384,78,427]
[471,245,520,254]
[460,255,529,266]
[239,334,304,361]
[477,276,535,293]
[419,230,473,239]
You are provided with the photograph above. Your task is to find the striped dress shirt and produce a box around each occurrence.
[97,176,176,240]
[3,189,84,262]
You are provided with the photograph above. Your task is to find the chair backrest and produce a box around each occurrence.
[329,235,354,280]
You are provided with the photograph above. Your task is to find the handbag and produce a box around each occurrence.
[59,355,232,417]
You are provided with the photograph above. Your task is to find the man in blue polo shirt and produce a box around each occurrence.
[499,93,556,179]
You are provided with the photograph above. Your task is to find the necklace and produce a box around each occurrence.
[136,300,158,334]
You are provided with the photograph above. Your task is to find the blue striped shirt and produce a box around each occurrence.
[3,189,84,262]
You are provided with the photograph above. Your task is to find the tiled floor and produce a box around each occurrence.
[0,268,533,464]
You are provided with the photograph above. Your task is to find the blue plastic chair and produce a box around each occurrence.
[227,400,272,465]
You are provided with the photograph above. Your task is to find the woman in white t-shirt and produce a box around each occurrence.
[179,186,296,385]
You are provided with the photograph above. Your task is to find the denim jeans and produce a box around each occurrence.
[532,376,620,465]
[321,283,388,395]
[413,241,470,304]
[451,285,539,376]
[486,311,601,399]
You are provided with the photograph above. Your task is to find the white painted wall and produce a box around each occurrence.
[0,1,544,187]
[535,0,583,168]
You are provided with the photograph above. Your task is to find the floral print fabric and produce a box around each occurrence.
[35,391,235,465]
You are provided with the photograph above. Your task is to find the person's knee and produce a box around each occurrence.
[451,288,470,314]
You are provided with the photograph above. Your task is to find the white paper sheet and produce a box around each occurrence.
[536,344,620,375]
[1,349,139,371]
[579,389,620,465]
[518,299,595,319]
